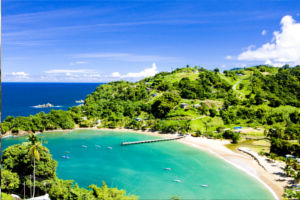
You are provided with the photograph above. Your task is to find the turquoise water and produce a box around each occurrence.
[2,130,275,199]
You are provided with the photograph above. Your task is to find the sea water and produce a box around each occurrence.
[1,82,101,121]
[2,130,275,199]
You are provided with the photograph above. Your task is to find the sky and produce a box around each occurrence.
[2,0,300,82]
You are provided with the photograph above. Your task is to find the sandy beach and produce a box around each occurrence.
[3,127,288,199]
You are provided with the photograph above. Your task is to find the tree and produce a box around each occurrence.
[88,181,137,200]
[151,92,181,118]
[209,109,217,117]
[28,134,47,198]
[231,132,240,144]
[214,68,220,73]
[1,169,20,193]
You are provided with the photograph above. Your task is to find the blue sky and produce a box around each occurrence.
[2,0,300,82]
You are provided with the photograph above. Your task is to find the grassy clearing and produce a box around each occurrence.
[226,138,270,153]
[190,117,224,132]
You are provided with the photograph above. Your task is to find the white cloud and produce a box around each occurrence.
[45,69,92,74]
[73,52,179,62]
[238,15,300,66]
[69,61,87,66]
[111,72,121,77]
[11,71,29,78]
[261,29,267,36]
[225,55,233,60]
[44,69,101,81]
[111,63,158,78]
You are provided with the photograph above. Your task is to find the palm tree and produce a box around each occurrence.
[28,134,46,198]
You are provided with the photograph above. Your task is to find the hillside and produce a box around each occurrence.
[2,65,300,155]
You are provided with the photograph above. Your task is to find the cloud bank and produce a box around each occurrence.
[238,15,300,66]
[111,63,158,78]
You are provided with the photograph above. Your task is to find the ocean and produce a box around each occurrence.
[1,82,101,121]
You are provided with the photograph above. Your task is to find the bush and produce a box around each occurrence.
[1,193,14,200]
[223,130,240,143]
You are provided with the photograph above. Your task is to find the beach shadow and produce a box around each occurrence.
[273,172,287,177]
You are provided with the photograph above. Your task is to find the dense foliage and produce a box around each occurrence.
[1,135,137,199]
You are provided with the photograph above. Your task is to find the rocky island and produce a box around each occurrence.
[33,103,55,108]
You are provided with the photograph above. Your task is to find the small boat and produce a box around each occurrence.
[164,168,172,170]
[82,145,87,148]
[107,147,113,149]
[173,179,182,183]
[200,185,209,187]
[65,151,70,154]
[62,155,70,159]
[95,145,101,148]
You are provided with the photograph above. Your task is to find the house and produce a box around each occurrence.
[285,154,296,159]
[151,93,158,97]
[180,103,188,108]
[193,104,201,108]
[95,119,101,126]
[82,116,87,120]
[233,127,242,130]
[135,118,142,122]
[146,88,152,91]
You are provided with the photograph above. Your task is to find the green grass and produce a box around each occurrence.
[226,138,270,153]
[190,117,224,132]
[164,71,200,83]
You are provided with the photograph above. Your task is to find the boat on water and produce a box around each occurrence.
[164,168,172,170]
[65,151,70,153]
[95,145,101,148]
[75,100,84,103]
[82,145,87,148]
[173,179,182,183]
[200,185,209,187]
[62,155,70,159]
[107,146,113,149]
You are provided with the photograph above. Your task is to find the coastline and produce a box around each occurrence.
[2,127,285,199]
[88,128,284,200]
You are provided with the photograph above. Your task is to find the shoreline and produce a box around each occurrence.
[2,127,284,199]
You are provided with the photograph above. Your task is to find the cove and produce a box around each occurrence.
[2,129,275,199]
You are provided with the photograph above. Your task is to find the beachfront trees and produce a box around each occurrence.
[1,169,20,193]
[2,141,57,197]
[222,130,240,144]
[88,181,137,200]
[28,133,46,198]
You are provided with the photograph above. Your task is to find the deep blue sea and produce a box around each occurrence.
[1,82,101,121]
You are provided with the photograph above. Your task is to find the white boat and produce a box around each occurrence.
[173,179,182,182]
[107,147,113,149]
[82,145,87,148]
[75,100,84,103]
[95,145,101,148]
[164,168,172,170]
[200,185,209,187]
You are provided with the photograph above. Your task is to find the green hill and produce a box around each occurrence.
[2,65,300,157]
